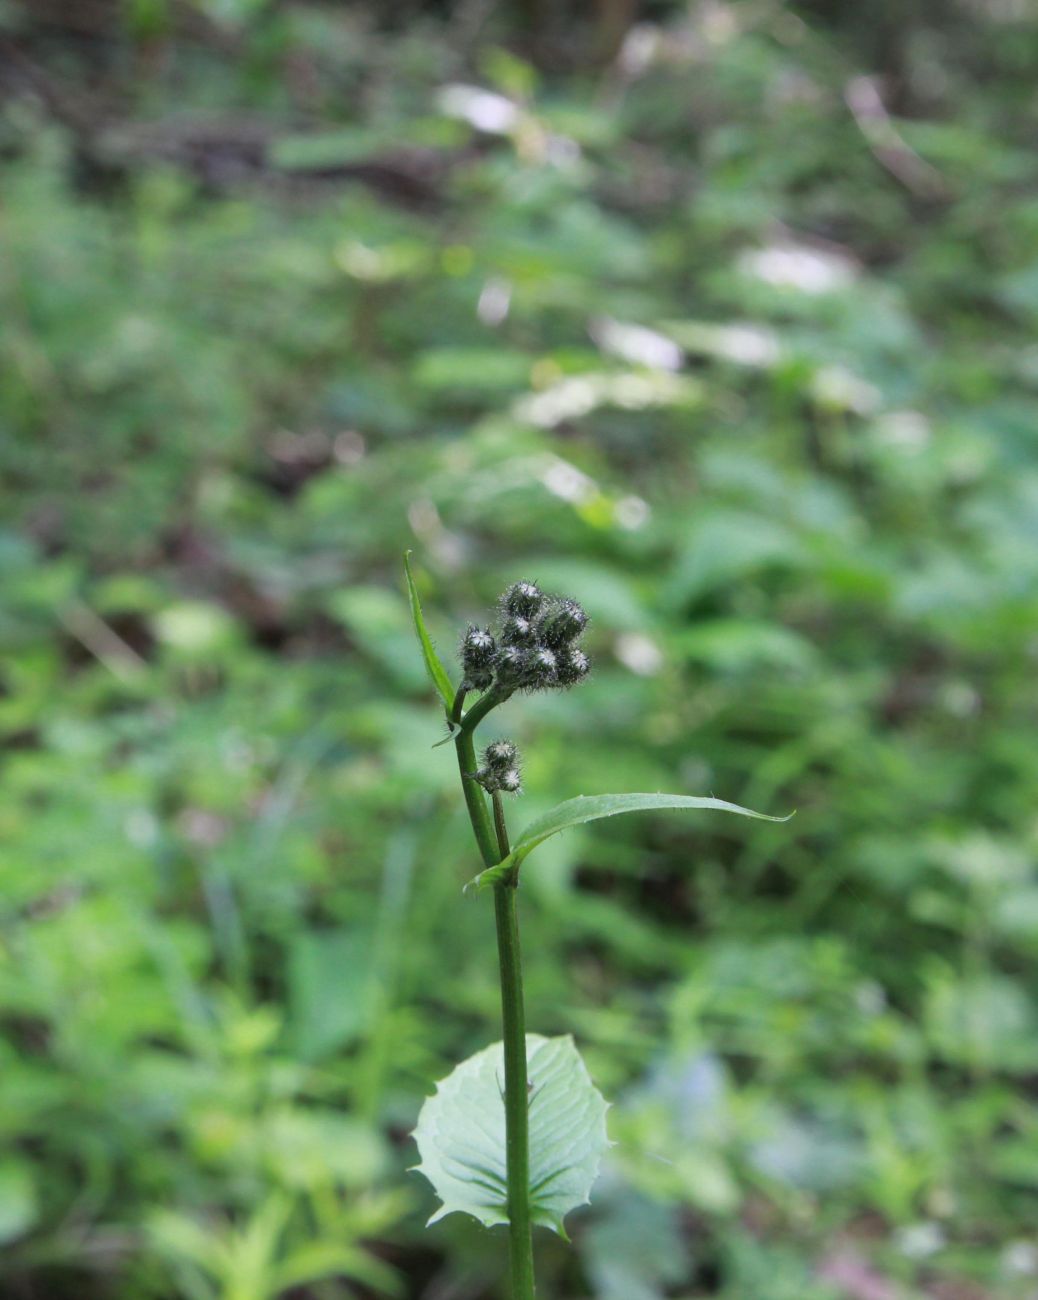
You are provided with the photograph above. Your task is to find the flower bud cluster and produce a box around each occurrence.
[459,580,590,695]
[476,739,522,795]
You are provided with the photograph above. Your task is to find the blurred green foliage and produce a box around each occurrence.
[1,2,1037,1297]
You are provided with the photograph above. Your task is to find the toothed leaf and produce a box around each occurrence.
[412,1034,609,1235]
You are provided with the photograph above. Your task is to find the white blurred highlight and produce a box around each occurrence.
[739,242,857,294]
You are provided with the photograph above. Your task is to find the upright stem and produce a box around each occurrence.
[491,790,511,860]
[454,721,497,870]
[453,689,535,1299]
[494,880,535,1300]
[450,686,468,727]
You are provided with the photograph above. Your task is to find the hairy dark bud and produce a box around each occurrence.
[522,646,557,689]
[554,646,590,687]
[539,599,588,649]
[476,759,522,795]
[498,767,522,793]
[502,581,544,619]
[501,615,536,646]
[462,626,495,666]
[484,739,519,770]
[461,625,496,689]
[494,644,528,688]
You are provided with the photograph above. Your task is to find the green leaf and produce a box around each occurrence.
[412,1034,609,1235]
[403,551,455,714]
[0,1162,37,1245]
[271,129,380,172]
[287,928,376,1060]
[466,793,792,892]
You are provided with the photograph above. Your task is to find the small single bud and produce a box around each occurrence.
[462,625,495,668]
[498,767,522,794]
[539,599,588,648]
[522,646,557,690]
[494,644,528,687]
[484,739,519,771]
[502,580,544,619]
[501,615,536,646]
[554,646,590,687]
[461,626,496,689]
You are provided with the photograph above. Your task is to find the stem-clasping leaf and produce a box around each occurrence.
[412,1034,609,1235]
[465,792,793,892]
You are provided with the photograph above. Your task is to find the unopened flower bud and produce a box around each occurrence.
[484,739,519,770]
[554,646,590,687]
[498,768,522,794]
[494,644,528,687]
[540,599,588,649]
[461,625,496,689]
[462,625,495,665]
[501,615,536,646]
[502,580,544,619]
[475,759,523,795]
[522,646,557,689]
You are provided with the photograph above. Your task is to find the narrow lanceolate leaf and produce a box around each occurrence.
[412,1034,609,1235]
[465,792,793,892]
[403,551,455,714]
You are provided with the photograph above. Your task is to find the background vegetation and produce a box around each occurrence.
[1,1,1037,1296]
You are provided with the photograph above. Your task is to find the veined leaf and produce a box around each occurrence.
[412,1034,609,1235]
[403,551,455,714]
[466,792,792,892]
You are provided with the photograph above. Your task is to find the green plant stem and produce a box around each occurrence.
[494,878,534,1300]
[450,686,468,727]
[454,692,535,1299]
[454,723,497,870]
[459,685,512,735]
[491,790,511,859]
